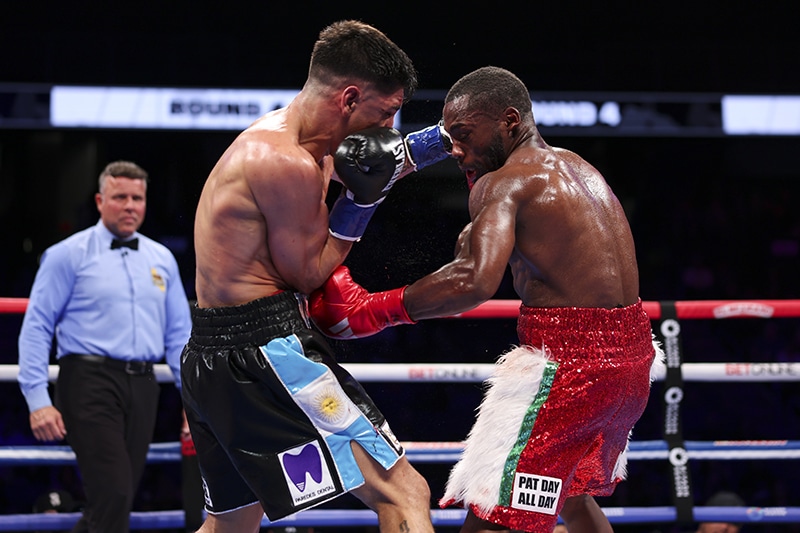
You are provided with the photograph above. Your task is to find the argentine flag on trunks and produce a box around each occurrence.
[262,334,400,498]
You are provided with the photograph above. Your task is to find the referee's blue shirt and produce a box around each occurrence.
[18,219,192,412]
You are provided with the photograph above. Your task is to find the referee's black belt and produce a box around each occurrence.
[63,354,154,375]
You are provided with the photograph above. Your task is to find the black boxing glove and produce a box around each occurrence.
[334,127,406,205]
[328,125,451,242]
[334,125,452,203]
[329,127,406,241]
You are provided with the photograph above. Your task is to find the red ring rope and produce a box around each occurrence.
[4,297,800,319]
[447,299,800,320]
[0,298,29,314]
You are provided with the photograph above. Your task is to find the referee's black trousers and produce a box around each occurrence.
[56,355,160,533]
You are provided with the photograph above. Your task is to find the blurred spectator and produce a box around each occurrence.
[692,491,746,533]
[32,489,82,533]
[33,489,81,514]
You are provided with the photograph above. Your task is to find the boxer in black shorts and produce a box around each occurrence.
[186,20,449,532]
[181,292,404,519]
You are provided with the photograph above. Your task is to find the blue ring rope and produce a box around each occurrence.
[1,506,799,531]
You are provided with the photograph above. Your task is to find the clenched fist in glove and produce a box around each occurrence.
[334,123,452,205]
[309,265,415,339]
[328,124,452,242]
[334,127,407,205]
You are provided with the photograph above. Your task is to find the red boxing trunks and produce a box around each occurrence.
[181,292,404,521]
[440,300,664,532]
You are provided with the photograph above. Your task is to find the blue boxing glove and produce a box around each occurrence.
[404,121,452,171]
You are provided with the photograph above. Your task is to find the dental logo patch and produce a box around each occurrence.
[510,473,562,515]
[279,441,336,507]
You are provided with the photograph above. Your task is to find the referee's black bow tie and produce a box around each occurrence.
[111,238,139,250]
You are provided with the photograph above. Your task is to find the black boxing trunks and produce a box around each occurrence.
[441,300,664,532]
[180,291,404,521]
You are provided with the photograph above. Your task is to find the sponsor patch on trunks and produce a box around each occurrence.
[279,440,337,507]
[510,472,562,515]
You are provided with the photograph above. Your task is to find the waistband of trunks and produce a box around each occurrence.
[189,291,309,347]
[518,299,652,349]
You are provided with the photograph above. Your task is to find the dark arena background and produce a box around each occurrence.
[1,2,799,532]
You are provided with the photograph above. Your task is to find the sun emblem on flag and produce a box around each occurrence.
[313,386,347,424]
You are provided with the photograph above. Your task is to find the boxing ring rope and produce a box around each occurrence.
[1,506,798,531]
[1,298,799,530]
[1,360,799,384]
[4,296,800,318]
[2,439,800,466]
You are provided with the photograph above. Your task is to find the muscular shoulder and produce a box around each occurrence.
[237,127,319,181]
[468,145,601,222]
[206,124,324,211]
[470,149,551,207]
[504,146,603,201]
[210,107,313,177]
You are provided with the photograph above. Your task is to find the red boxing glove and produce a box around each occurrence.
[180,431,196,457]
[309,266,415,339]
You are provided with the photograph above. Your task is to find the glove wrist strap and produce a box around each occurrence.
[378,286,416,326]
[329,189,383,241]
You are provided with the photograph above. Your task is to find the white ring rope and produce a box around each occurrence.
[1,361,799,383]
[1,506,799,531]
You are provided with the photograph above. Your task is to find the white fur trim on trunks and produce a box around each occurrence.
[441,345,550,516]
[609,336,666,482]
[649,335,667,382]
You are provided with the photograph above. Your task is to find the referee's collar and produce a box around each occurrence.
[96,219,140,249]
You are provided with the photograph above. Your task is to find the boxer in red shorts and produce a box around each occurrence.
[438,303,663,532]
[310,66,664,533]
